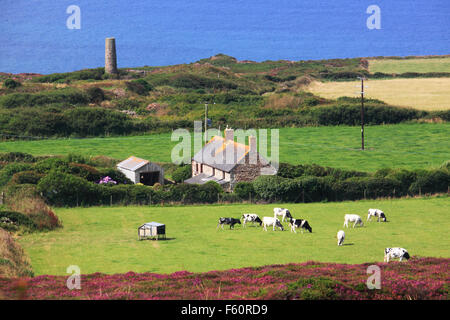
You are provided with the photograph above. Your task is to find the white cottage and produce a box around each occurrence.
[116,156,164,186]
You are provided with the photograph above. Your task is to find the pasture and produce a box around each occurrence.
[306,78,450,110]
[367,57,450,74]
[18,196,450,276]
[1,123,449,171]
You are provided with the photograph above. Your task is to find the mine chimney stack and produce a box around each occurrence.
[105,37,118,75]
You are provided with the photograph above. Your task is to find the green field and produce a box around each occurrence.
[1,123,449,171]
[19,196,450,276]
[368,57,450,74]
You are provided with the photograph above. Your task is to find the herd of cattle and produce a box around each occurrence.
[217,207,410,263]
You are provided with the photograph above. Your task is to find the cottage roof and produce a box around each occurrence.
[192,136,249,172]
[117,156,149,171]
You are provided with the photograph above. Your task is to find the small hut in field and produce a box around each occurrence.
[138,222,166,240]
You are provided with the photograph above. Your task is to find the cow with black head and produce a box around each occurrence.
[288,217,312,233]
[217,217,241,230]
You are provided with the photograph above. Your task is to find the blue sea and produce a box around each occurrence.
[1,0,449,74]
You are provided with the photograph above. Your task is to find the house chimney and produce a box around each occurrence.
[224,126,234,142]
[249,135,257,164]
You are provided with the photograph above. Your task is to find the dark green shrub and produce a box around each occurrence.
[10,171,44,185]
[86,87,105,103]
[409,170,450,195]
[0,152,36,163]
[37,171,96,206]
[234,182,255,200]
[68,163,101,182]
[3,79,21,89]
[0,163,33,186]
[172,165,192,183]
[125,79,153,95]
[34,158,69,173]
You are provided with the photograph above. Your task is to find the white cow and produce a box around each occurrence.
[241,213,262,228]
[337,230,345,246]
[367,208,387,222]
[262,216,284,231]
[273,208,292,222]
[384,247,410,262]
[343,214,364,228]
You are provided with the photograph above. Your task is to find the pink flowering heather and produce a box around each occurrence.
[0,257,448,300]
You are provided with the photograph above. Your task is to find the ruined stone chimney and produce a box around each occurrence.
[105,37,118,74]
[224,126,234,142]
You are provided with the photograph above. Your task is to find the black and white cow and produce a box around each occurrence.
[262,217,284,231]
[241,213,262,227]
[384,247,410,262]
[217,217,241,230]
[367,208,387,222]
[273,208,293,222]
[288,217,312,233]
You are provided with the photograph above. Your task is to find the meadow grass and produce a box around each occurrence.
[368,57,450,74]
[18,196,450,275]
[1,123,449,172]
[306,78,450,110]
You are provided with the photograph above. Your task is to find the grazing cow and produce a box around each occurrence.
[384,247,410,262]
[217,217,241,230]
[337,230,345,246]
[343,214,364,228]
[262,217,284,231]
[241,213,262,228]
[367,208,387,222]
[273,208,293,222]
[288,217,312,233]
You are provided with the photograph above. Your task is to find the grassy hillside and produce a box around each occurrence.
[306,78,450,110]
[1,54,449,139]
[368,57,450,74]
[18,196,450,276]
[1,123,449,171]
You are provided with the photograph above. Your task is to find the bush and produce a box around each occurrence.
[10,171,44,185]
[34,157,69,173]
[86,87,105,103]
[409,170,450,195]
[0,152,36,163]
[0,163,33,186]
[3,79,21,89]
[172,165,192,183]
[0,88,88,108]
[234,182,255,200]
[125,79,153,95]
[37,171,96,206]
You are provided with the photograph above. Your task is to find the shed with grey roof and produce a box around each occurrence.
[117,156,164,186]
[138,222,166,240]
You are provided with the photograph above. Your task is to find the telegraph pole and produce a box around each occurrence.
[204,102,208,144]
[358,76,366,150]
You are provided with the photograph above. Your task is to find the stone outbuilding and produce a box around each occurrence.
[184,127,277,190]
[117,156,164,186]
